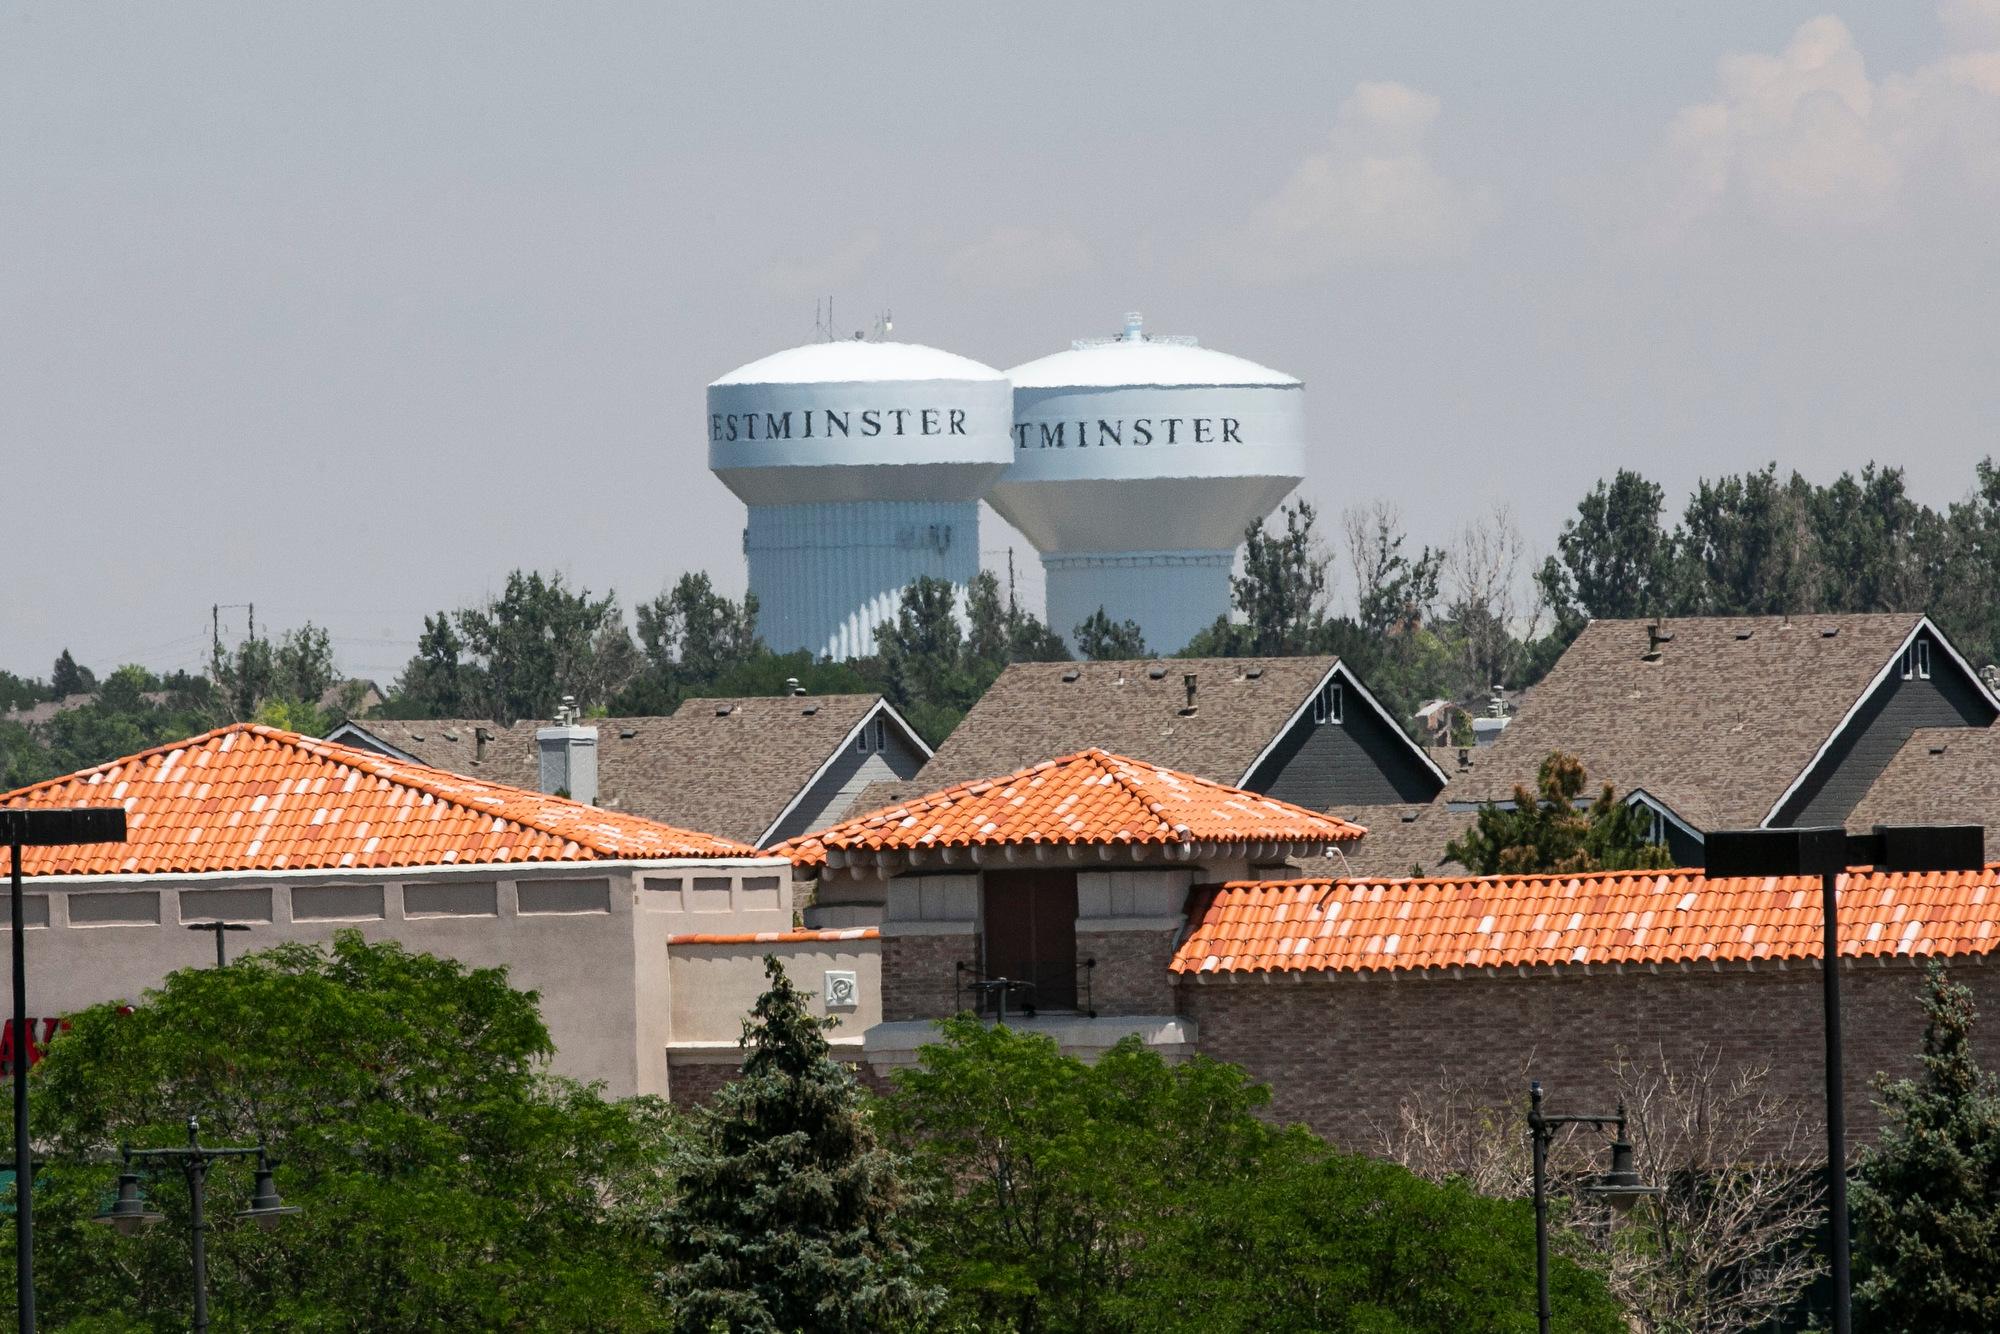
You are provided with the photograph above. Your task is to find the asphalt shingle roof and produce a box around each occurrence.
[0,723,758,875]
[340,694,889,846]
[911,657,1342,789]
[1457,614,1928,828]
[1849,725,2000,835]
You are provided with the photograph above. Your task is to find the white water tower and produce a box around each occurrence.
[989,313,1306,653]
[707,338,1013,660]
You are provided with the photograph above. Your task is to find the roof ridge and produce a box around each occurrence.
[0,720,257,802]
[1082,748,1185,840]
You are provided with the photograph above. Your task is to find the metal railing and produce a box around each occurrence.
[955,959,1097,1019]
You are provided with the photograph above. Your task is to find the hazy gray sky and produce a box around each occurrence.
[5,2,1998,683]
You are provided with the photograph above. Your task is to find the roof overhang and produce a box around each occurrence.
[810,837,1338,880]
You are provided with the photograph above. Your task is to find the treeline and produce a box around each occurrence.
[11,457,1999,788]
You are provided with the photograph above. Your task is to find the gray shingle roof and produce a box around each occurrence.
[335,694,888,846]
[1287,803,1478,880]
[911,656,1342,790]
[1455,613,1928,828]
[1848,725,2000,837]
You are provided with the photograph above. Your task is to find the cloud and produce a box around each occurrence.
[1639,7,2000,240]
[1227,81,1492,281]
[942,225,1092,292]
[756,228,882,298]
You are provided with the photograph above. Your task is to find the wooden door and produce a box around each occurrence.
[981,869,1078,1012]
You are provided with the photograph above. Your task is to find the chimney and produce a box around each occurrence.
[537,696,597,805]
[474,726,492,764]
[1182,671,1198,713]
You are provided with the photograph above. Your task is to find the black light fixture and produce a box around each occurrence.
[2,806,126,1334]
[93,1116,300,1332]
[1704,821,1984,1334]
[1527,1081,1660,1334]
[237,1158,299,1231]
[184,921,251,968]
[92,1172,164,1236]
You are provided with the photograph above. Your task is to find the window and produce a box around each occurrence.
[1312,681,1344,725]
[1644,807,1667,846]
[856,723,871,754]
[858,715,888,754]
[1902,639,1933,681]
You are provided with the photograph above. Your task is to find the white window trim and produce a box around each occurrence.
[1311,682,1345,726]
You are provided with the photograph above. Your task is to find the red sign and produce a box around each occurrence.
[0,1019,67,1074]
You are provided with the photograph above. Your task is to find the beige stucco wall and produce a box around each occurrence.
[10,856,791,1099]
[666,941,880,1049]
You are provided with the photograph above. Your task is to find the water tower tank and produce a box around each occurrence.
[989,313,1305,653]
[708,339,1013,660]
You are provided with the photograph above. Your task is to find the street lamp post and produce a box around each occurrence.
[1705,821,1984,1334]
[0,807,125,1334]
[184,921,250,968]
[93,1115,299,1332]
[1527,1080,1660,1334]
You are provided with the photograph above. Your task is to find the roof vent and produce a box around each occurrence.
[801,704,819,716]
[473,726,492,762]
[442,729,459,742]
[1644,623,1673,660]
[1734,630,1754,641]
[1148,665,1167,680]
[1246,666,1264,679]
[1399,810,1420,824]
[1182,672,1198,713]
[410,732,426,742]
[785,677,805,696]
[1931,743,1949,755]
[714,703,734,717]
[1821,626,1840,638]
[619,727,637,739]
[1062,668,1081,683]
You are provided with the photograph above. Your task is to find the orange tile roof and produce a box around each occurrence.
[1173,867,2000,975]
[776,748,1364,867]
[666,927,879,946]
[0,723,759,876]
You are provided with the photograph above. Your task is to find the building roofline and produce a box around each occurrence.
[1233,660,1450,791]
[753,696,932,847]
[1760,615,1997,825]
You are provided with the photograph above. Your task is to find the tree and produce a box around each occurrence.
[1382,1050,1826,1334]
[1231,500,1333,655]
[383,612,482,718]
[1073,607,1149,660]
[49,649,95,699]
[14,933,675,1330]
[1537,469,1673,630]
[0,670,49,713]
[1853,961,2000,1331]
[450,569,637,722]
[1346,500,1443,640]
[1444,750,1673,875]
[1673,464,1821,616]
[874,575,977,745]
[658,956,933,1332]
[964,569,1068,668]
[884,1019,1621,1334]
[636,572,762,686]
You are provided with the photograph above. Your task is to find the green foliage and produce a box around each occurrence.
[874,574,1065,745]
[1445,751,1674,875]
[1230,499,1334,656]
[1072,607,1149,660]
[659,956,933,1332]
[0,670,50,713]
[614,572,766,714]
[50,649,95,699]
[883,1019,1621,1333]
[451,569,639,723]
[214,622,344,732]
[1853,962,2000,1332]
[381,612,480,719]
[1537,469,1673,631]
[13,933,675,1331]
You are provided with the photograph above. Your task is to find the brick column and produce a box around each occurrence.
[1075,926,1180,1015]
[879,927,976,1022]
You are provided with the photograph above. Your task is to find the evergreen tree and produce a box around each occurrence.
[659,956,934,1332]
[1536,469,1673,630]
[1073,607,1149,660]
[49,649,95,699]
[1231,500,1332,655]
[1444,751,1673,875]
[1853,962,2000,1332]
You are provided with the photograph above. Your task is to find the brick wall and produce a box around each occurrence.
[881,931,975,1022]
[665,1057,741,1109]
[1178,959,2000,1152]
[1078,928,1179,1015]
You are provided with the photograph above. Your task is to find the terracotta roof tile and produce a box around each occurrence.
[0,723,758,875]
[665,927,878,946]
[1173,864,2000,975]
[777,748,1364,866]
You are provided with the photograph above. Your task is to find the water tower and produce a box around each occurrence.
[708,337,1013,660]
[989,313,1306,653]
